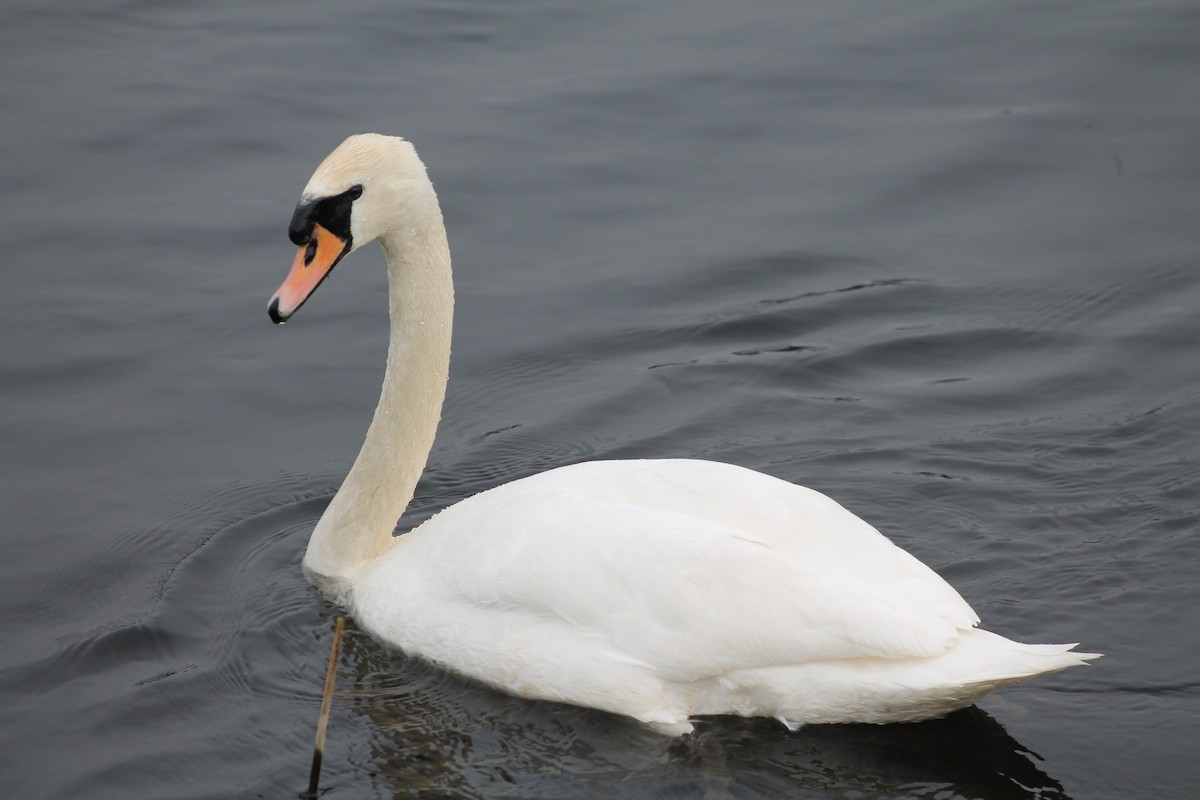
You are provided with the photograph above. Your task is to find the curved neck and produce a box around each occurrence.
[303,199,453,594]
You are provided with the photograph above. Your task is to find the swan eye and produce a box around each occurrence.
[349,184,363,200]
[304,239,318,266]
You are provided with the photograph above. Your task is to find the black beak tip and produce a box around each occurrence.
[268,296,289,324]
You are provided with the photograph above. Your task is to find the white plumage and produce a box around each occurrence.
[268,134,1099,735]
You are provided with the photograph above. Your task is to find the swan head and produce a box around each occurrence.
[268,134,433,323]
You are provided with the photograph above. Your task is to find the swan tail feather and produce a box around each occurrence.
[959,635,1102,687]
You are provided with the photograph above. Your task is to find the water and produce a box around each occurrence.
[2,1,1198,797]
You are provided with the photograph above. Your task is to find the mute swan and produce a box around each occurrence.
[268,134,1099,734]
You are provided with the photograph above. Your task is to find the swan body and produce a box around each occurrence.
[268,134,1099,734]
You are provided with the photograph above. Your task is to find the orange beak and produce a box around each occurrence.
[268,222,350,323]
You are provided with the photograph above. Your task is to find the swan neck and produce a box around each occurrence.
[303,201,453,592]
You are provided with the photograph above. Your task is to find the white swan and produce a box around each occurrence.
[268,134,1099,734]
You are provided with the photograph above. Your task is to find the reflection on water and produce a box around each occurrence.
[333,623,1070,799]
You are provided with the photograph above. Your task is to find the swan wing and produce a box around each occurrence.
[384,459,978,682]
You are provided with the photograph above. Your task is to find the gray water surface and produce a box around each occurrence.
[3,1,1198,798]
